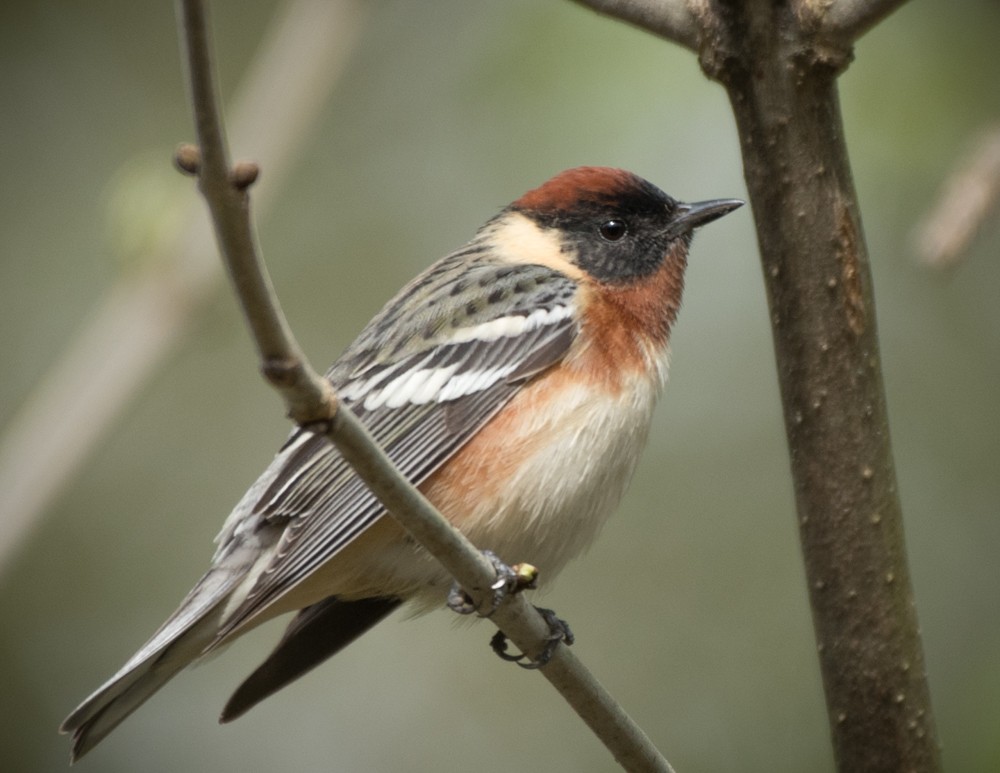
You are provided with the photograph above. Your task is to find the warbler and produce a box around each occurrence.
[61,166,742,760]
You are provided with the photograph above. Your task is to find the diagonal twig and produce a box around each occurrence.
[814,0,914,42]
[569,0,700,50]
[914,122,1000,268]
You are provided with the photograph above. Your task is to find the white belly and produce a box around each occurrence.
[463,372,662,577]
[302,344,670,612]
[365,355,669,609]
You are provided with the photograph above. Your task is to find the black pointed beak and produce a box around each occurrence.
[672,198,744,233]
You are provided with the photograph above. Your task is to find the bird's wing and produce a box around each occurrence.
[212,259,579,641]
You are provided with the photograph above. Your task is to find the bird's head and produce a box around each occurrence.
[507,166,743,284]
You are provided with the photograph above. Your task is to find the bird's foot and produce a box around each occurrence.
[490,607,574,669]
[447,550,538,617]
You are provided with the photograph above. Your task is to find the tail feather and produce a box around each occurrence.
[60,570,242,762]
[220,596,401,723]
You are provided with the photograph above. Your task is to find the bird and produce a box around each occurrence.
[60,166,742,761]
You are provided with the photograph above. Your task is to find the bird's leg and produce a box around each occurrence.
[447,552,571,667]
[490,607,574,669]
[446,550,538,616]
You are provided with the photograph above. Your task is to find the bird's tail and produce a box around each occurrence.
[59,569,243,763]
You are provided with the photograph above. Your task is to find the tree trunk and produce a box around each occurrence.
[700,3,941,770]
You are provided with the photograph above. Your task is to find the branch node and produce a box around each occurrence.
[230,161,261,190]
[174,143,202,175]
[260,356,302,387]
[300,416,336,437]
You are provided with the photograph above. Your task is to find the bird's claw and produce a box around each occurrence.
[445,552,569,668]
[447,550,538,617]
[490,607,574,669]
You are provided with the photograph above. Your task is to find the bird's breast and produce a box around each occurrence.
[415,341,669,596]
[324,333,671,609]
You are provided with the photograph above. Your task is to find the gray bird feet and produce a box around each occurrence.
[490,607,574,669]
[446,550,538,617]
[446,551,572,668]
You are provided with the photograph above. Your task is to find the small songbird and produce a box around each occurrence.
[61,167,741,760]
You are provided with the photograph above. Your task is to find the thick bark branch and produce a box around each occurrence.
[570,0,940,769]
[700,4,940,770]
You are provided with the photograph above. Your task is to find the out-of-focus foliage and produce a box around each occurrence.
[1,2,997,771]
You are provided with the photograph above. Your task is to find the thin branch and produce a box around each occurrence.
[182,0,328,423]
[178,1,674,771]
[814,0,913,42]
[0,0,363,574]
[914,122,1000,268]
[569,0,700,51]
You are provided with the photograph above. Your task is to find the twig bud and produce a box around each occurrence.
[230,161,260,190]
[174,143,201,175]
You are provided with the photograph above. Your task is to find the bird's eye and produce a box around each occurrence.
[599,220,628,241]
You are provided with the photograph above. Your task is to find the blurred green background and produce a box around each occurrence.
[2,1,998,771]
